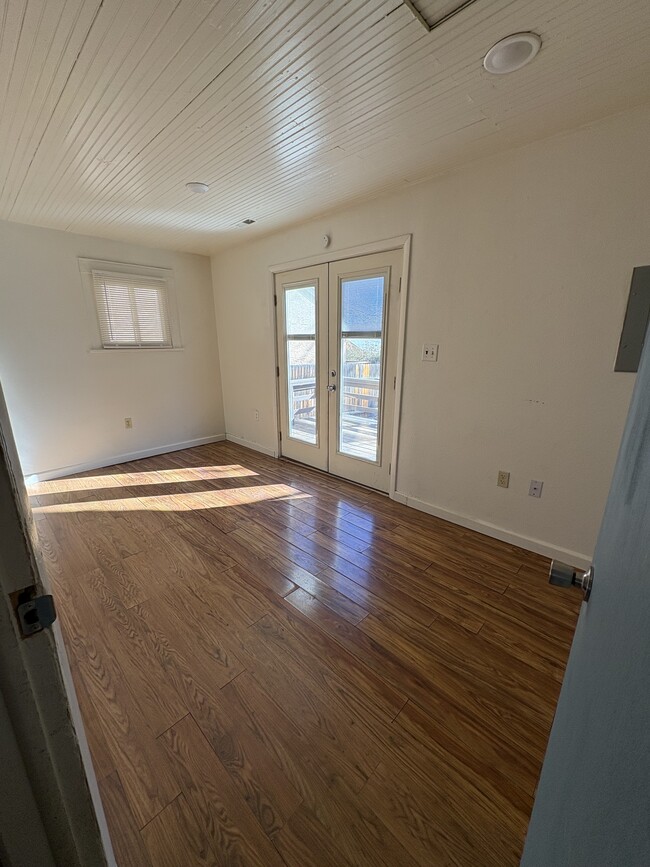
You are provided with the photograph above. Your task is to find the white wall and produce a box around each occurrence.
[212,103,650,563]
[0,220,225,477]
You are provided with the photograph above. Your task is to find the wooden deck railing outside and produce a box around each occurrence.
[289,363,380,419]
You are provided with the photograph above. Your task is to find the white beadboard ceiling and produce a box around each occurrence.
[1,0,649,254]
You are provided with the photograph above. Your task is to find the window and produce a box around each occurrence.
[92,270,172,348]
[78,258,181,351]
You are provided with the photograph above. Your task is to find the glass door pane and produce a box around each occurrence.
[338,275,385,462]
[285,285,318,445]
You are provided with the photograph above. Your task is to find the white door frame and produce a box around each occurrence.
[270,234,411,498]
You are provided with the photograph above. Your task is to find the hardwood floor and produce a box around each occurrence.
[29,441,582,866]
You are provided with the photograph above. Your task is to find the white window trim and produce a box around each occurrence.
[78,257,183,351]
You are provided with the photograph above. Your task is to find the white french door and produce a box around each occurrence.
[275,264,329,470]
[275,250,402,492]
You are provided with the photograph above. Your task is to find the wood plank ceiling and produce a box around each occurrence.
[1,0,649,254]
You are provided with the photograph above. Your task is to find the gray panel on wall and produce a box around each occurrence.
[614,266,650,372]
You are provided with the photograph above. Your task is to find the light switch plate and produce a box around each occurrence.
[529,480,543,498]
[422,343,439,362]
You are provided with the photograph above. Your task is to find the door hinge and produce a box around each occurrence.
[399,278,402,293]
[279,431,282,441]
[10,585,57,639]
[389,462,392,475]
[274,294,277,307]
[276,366,280,377]
[393,375,396,389]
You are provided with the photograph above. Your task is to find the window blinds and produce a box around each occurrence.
[92,270,172,348]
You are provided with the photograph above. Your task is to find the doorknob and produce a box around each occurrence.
[327,384,337,392]
[549,560,594,601]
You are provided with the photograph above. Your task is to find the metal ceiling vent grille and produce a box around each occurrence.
[402,0,481,33]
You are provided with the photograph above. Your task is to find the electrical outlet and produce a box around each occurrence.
[254,409,260,421]
[529,479,543,498]
[421,343,439,362]
[124,417,133,429]
[497,470,510,489]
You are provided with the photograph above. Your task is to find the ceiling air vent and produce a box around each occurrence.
[402,0,481,33]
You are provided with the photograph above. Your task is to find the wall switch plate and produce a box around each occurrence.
[254,409,260,421]
[497,470,510,489]
[529,479,543,498]
[124,417,133,429]
[422,343,439,362]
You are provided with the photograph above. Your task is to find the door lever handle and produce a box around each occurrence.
[327,384,337,392]
[549,560,594,601]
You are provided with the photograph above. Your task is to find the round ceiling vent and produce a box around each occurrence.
[483,32,542,75]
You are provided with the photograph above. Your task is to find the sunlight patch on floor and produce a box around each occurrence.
[31,484,310,513]
[26,464,258,495]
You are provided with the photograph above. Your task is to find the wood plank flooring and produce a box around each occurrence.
[29,441,582,866]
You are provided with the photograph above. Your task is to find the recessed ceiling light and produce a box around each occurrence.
[483,32,541,75]
[185,181,209,193]
[242,218,255,225]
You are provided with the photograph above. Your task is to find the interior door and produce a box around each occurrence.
[521,334,650,865]
[0,384,111,864]
[275,251,401,491]
[328,251,401,491]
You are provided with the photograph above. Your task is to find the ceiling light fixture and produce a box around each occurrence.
[483,32,541,75]
[185,182,209,193]
[242,218,255,225]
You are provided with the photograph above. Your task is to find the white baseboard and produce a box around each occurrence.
[392,490,592,569]
[25,435,226,482]
[224,434,278,458]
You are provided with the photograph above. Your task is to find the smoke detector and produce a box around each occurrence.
[185,182,209,193]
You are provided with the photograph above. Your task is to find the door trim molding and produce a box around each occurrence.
[269,235,412,273]
[269,235,412,499]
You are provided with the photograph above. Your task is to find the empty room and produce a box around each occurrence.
[1,1,650,865]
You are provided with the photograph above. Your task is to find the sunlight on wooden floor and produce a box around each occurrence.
[31,483,310,513]
[26,464,258,495]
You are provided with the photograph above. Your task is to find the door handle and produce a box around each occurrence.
[549,560,594,601]
[327,384,336,392]
[330,370,337,377]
